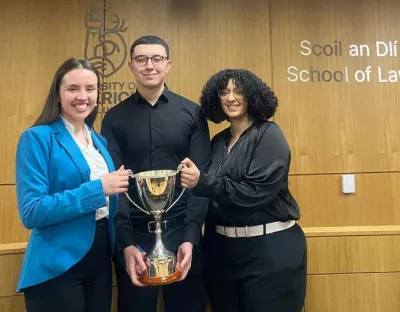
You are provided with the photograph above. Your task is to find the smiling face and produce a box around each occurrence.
[129,44,172,90]
[219,79,249,121]
[59,68,98,125]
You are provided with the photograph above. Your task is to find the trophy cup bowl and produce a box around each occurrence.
[125,165,185,285]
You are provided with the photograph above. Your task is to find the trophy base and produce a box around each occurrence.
[139,246,181,286]
[139,269,182,286]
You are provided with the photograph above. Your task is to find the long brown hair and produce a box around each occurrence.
[33,58,100,127]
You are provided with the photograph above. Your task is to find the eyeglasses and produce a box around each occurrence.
[217,89,245,100]
[132,55,168,66]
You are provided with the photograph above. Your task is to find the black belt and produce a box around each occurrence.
[131,213,186,233]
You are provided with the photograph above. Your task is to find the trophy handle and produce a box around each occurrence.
[164,164,186,213]
[125,169,151,215]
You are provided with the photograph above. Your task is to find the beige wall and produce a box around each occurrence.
[1,0,400,311]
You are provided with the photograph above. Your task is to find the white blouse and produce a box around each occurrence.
[61,117,109,220]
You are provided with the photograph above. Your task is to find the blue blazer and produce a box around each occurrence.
[15,118,117,292]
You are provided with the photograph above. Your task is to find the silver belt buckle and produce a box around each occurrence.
[147,220,155,233]
[148,220,168,233]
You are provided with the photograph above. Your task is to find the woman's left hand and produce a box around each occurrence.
[180,158,200,189]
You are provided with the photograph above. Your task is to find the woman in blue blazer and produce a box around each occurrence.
[15,58,130,312]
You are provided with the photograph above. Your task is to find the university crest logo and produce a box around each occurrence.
[83,6,128,78]
[83,6,136,108]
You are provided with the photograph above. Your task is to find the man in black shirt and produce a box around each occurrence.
[101,35,210,312]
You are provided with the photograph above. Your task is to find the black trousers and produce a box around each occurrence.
[24,218,113,312]
[204,223,307,312]
[114,229,206,312]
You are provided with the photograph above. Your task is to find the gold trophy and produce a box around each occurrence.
[125,165,185,285]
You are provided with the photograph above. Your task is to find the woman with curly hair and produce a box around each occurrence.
[180,69,307,312]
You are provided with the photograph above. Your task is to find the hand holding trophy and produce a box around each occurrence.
[125,165,186,285]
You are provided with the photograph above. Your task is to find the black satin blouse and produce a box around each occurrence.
[195,121,300,227]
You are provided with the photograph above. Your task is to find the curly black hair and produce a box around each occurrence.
[200,69,278,123]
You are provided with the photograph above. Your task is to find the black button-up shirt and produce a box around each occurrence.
[101,87,211,250]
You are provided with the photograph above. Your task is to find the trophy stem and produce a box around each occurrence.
[152,213,164,256]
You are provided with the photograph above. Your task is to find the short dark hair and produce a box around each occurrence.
[130,35,170,59]
[200,69,278,123]
[33,58,100,127]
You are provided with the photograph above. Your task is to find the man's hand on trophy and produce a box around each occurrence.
[123,245,148,287]
[180,158,200,189]
[176,242,193,281]
[101,165,130,196]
